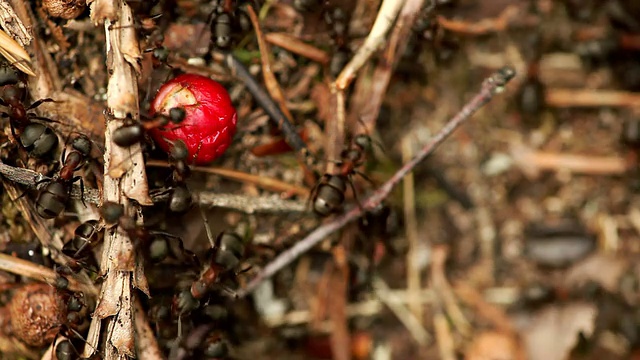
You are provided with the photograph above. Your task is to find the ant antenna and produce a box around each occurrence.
[198,205,217,248]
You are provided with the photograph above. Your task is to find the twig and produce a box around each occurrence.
[431,245,471,337]
[0,0,30,46]
[372,276,431,345]
[351,0,427,134]
[264,32,330,64]
[546,88,640,108]
[237,67,516,297]
[0,160,306,213]
[402,136,422,322]
[433,309,456,360]
[510,143,630,177]
[224,52,316,168]
[0,252,97,295]
[84,1,149,358]
[430,247,458,360]
[134,298,165,360]
[246,5,296,126]
[146,159,310,197]
[196,192,306,214]
[436,5,521,36]
[335,0,405,91]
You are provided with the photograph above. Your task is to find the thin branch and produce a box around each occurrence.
[237,67,516,297]
[0,161,306,214]
[372,277,431,345]
[0,252,97,295]
[335,0,405,91]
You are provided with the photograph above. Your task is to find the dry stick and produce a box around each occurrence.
[430,246,457,360]
[146,159,310,197]
[402,137,422,322]
[264,32,330,64]
[545,88,640,108]
[246,5,296,126]
[0,161,305,214]
[237,67,516,297]
[224,53,316,168]
[352,0,427,134]
[373,276,431,345]
[83,1,151,358]
[134,298,165,360]
[335,0,406,91]
[0,252,96,295]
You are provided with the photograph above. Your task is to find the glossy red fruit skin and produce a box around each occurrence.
[149,74,237,165]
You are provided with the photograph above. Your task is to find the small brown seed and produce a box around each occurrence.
[9,283,66,347]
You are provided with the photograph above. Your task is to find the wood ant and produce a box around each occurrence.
[99,201,196,265]
[312,134,373,216]
[60,220,102,274]
[173,231,246,315]
[112,107,186,148]
[0,84,59,158]
[35,134,92,219]
[207,0,251,51]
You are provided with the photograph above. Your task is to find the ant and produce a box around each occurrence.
[149,139,193,213]
[99,201,196,265]
[0,84,59,158]
[60,220,102,274]
[312,134,373,216]
[207,0,251,51]
[112,107,186,148]
[35,134,92,219]
[173,231,246,315]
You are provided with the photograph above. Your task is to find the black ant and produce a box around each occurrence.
[312,134,373,216]
[173,231,246,315]
[207,0,252,51]
[112,107,186,148]
[60,220,102,274]
[0,84,59,158]
[35,134,92,219]
[167,139,193,212]
[99,201,196,265]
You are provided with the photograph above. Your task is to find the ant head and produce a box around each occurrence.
[353,134,372,151]
[168,107,186,124]
[71,134,92,157]
[152,47,169,63]
[169,139,189,161]
[100,201,124,224]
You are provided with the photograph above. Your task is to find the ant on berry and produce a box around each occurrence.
[112,107,186,148]
[0,84,60,159]
[35,133,92,219]
[312,133,375,216]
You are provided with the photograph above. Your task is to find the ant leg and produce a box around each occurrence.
[27,98,56,111]
[72,176,86,207]
[199,205,218,248]
[219,285,238,298]
[236,265,252,276]
[347,176,364,211]
[355,170,375,186]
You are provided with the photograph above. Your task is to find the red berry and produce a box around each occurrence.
[149,74,237,165]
